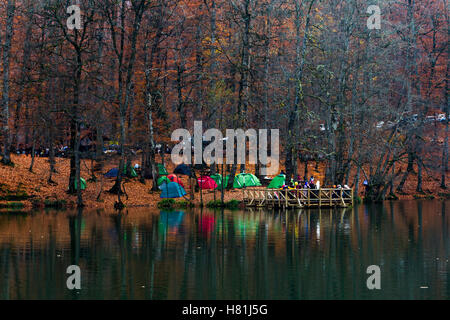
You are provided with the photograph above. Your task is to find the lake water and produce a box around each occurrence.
[0,200,449,300]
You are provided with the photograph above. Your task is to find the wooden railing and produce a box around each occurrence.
[242,188,353,208]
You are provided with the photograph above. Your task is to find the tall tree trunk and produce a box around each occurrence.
[416,156,423,192]
[110,1,147,201]
[354,164,361,196]
[236,0,252,173]
[1,0,16,165]
[48,125,56,183]
[146,92,158,191]
[397,152,415,192]
[441,12,449,189]
[71,49,84,208]
[28,129,36,172]
[259,1,272,180]
[286,0,315,182]
[12,0,33,151]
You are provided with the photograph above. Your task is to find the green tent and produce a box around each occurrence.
[211,174,231,190]
[158,163,168,175]
[268,174,286,189]
[123,165,138,178]
[73,177,87,190]
[157,176,171,186]
[233,173,262,189]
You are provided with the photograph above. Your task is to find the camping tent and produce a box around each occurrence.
[157,176,171,186]
[210,174,230,190]
[160,182,187,198]
[233,173,262,189]
[168,174,184,187]
[174,164,191,176]
[143,163,169,179]
[157,163,168,175]
[104,165,137,178]
[268,174,286,189]
[73,177,87,190]
[158,182,168,190]
[198,176,218,189]
[104,168,119,178]
[124,166,138,177]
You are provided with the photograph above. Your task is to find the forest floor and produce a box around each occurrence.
[0,153,448,210]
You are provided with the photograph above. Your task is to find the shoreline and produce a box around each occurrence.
[1,154,448,211]
[2,187,448,212]
[0,196,448,213]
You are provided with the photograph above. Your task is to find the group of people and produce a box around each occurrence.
[15,144,69,158]
[278,171,352,191]
[280,172,320,190]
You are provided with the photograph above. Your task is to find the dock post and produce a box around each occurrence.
[278,191,281,208]
[330,190,332,207]
[319,189,321,207]
[285,190,288,209]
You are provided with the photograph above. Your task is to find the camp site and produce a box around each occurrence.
[0,0,448,303]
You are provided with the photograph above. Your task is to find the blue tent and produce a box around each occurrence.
[104,165,137,178]
[160,182,187,198]
[104,168,119,178]
[158,182,169,190]
[174,164,191,176]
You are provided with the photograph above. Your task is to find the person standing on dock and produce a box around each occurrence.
[309,176,315,188]
[343,185,351,198]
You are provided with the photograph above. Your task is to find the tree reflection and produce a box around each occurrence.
[0,201,449,299]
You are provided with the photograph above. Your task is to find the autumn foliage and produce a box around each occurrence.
[0,0,448,207]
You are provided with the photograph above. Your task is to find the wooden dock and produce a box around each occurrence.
[242,188,353,209]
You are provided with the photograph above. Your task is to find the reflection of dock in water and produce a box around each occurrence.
[242,188,353,209]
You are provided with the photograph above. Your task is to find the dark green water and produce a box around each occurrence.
[0,200,449,299]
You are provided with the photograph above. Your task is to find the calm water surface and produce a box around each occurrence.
[0,200,449,299]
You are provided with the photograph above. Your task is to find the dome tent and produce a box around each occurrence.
[168,174,184,187]
[233,173,262,189]
[197,176,218,190]
[143,163,169,179]
[104,165,137,178]
[160,182,187,198]
[157,176,171,186]
[70,177,86,191]
[210,174,231,190]
[124,165,138,178]
[174,164,191,176]
[268,174,286,189]
[104,168,119,178]
[157,163,169,175]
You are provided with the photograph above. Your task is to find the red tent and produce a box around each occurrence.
[168,174,184,187]
[197,176,218,190]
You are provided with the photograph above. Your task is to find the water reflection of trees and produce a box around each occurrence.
[0,200,449,299]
